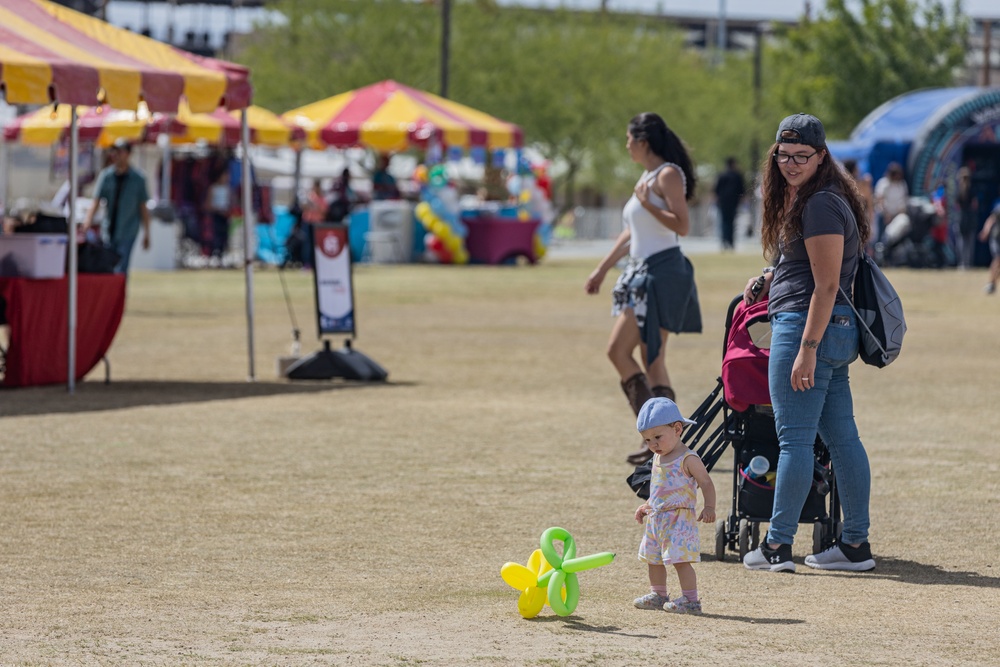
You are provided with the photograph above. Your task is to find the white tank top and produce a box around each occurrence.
[623,162,687,259]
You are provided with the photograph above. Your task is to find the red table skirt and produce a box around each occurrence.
[463,217,540,265]
[0,274,126,387]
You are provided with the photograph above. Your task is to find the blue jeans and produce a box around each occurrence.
[111,234,137,275]
[767,306,871,547]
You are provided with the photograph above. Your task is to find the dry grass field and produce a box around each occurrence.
[1,250,999,666]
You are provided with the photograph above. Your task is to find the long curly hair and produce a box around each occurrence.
[628,112,697,200]
[759,138,870,264]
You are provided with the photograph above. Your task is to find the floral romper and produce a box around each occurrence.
[638,451,701,565]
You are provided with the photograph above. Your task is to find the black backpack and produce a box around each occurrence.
[827,191,907,368]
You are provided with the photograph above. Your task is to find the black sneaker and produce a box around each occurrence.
[743,542,795,572]
[805,541,876,571]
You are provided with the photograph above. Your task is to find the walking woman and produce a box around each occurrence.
[585,112,701,465]
[741,114,876,573]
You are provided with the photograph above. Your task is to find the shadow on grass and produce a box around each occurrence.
[0,379,411,417]
[698,613,805,624]
[531,615,803,634]
[814,557,1000,589]
[527,616,658,638]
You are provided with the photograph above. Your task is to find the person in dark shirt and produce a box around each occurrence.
[372,153,400,200]
[82,138,150,274]
[714,157,745,250]
[740,113,876,574]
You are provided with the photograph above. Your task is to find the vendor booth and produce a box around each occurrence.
[282,80,541,265]
[0,0,254,390]
[828,86,1000,265]
[2,101,302,271]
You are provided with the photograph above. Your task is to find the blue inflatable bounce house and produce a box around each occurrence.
[828,87,1000,265]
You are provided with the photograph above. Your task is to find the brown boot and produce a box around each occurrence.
[621,372,654,415]
[622,373,655,464]
[651,385,675,401]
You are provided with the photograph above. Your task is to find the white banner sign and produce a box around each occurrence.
[312,224,355,336]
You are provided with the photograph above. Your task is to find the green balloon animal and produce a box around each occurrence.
[500,526,615,618]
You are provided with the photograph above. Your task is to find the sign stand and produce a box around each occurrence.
[285,224,387,382]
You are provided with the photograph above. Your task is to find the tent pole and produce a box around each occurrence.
[0,138,8,217]
[241,108,256,382]
[292,144,302,209]
[68,107,79,393]
[159,134,172,202]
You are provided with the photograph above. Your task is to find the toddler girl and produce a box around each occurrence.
[633,397,716,614]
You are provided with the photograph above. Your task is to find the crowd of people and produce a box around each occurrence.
[705,147,1000,279]
[284,153,406,267]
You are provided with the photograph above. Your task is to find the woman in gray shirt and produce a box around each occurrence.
[740,114,876,574]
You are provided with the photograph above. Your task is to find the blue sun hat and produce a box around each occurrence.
[637,397,697,432]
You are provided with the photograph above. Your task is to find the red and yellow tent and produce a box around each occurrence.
[4,102,303,148]
[0,0,258,389]
[2,103,148,146]
[0,0,250,112]
[147,102,305,147]
[283,80,523,152]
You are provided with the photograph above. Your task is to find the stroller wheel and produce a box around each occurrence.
[738,520,750,560]
[750,521,761,550]
[714,520,727,561]
[812,521,828,555]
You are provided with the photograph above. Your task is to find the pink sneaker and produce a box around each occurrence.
[633,592,670,610]
[663,596,702,614]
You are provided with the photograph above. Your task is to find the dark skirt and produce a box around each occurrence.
[611,246,702,364]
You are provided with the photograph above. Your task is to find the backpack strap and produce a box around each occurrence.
[820,191,871,330]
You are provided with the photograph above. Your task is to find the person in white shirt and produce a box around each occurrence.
[585,112,702,465]
[873,162,908,243]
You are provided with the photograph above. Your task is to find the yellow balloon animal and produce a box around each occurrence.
[500,527,615,618]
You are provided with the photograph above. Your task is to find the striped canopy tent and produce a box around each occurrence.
[4,102,303,148]
[147,102,305,147]
[0,0,250,112]
[2,103,149,147]
[0,0,259,390]
[282,80,523,152]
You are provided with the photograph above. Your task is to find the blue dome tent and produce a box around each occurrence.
[829,87,1000,194]
[829,87,1000,265]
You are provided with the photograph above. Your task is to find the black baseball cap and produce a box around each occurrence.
[776,113,826,147]
[110,137,133,152]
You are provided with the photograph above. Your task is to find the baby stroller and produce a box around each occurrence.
[627,295,841,562]
[876,197,947,268]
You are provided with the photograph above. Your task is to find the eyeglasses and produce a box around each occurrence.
[774,151,819,165]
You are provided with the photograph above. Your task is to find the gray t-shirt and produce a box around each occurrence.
[767,190,860,316]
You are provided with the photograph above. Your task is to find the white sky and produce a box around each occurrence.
[533,0,1000,20]
[106,0,1000,46]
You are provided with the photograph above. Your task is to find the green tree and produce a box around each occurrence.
[766,0,968,138]
[241,0,439,113]
[238,1,759,206]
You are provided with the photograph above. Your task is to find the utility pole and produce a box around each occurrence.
[440,0,451,99]
[750,24,764,234]
[983,20,993,87]
[717,0,727,59]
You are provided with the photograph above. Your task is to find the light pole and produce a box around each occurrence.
[441,0,451,99]
[717,0,727,63]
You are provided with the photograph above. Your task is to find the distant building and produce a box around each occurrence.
[53,0,999,84]
[51,0,269,58]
